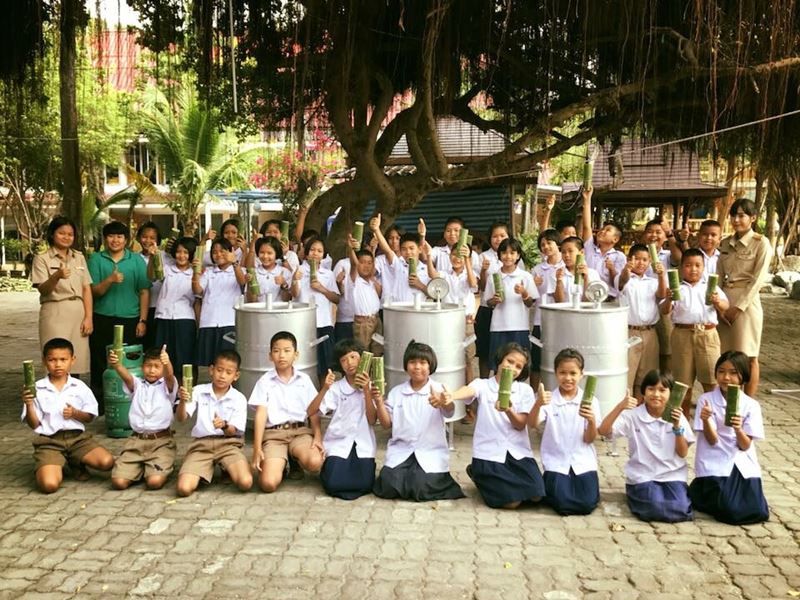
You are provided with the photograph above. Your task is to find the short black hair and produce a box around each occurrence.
[628,243,649,258]
[255,236,284,260]
[260,219,283,235]
[43,337,74,357]
[213,349,241,369]
[301,229,320,243]
[488,221,510,238]
[400,232,421,246]
[729,198,757,219]
[555,219,576,234]
[537,228,560,249]
[497,238,523,263]
[46,216,77,248]
[444,217,465,229]
[384,224,403,237]
[271,331,297,351]
[602,221,622,240]
[680,248,704,265]
[305,236,326,258]
[554,347,584,370]
[560,236,584,251]
[220,218,240,234]
[355,249,374,260]
[699,219,722,231]
[103,221,130,240]
[640,369,674,396]
[209,237,233,264]
[143,347,163,363]
[494,342,530,381]
[716,350,751,385]
[137,221,162,245]
[332,339,365,373]
[644,218,665,232]
[403,339,437,374]
[171,237,198,261]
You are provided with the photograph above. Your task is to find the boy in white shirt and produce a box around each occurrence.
[581,188,626,299]
[21,338,114,493]
[175,350,252,497]
[643,218,677,372]
[346,235,383,354]
[250,331,325,492]
[370,213,431,302]
[697,219,722,281]
[109,345,177,490]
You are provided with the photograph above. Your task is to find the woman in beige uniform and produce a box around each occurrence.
[31,217,93,374]
[717,199,772,396]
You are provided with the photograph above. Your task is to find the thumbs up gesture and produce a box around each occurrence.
[110,264,124,284]
[323,368,336,389]
[212,413,226,430]
[56,261,71,279]
[700,398,713,421]
[417,218,427,238]
[621,388,637,411]
[159,344,170,366]
[536,382,551,406]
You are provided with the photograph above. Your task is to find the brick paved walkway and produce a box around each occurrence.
[0,292,798,599]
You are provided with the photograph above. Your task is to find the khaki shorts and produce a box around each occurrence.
[353,314,383,355]
[655,313,673,356]
[464,321,476,365]
[32,430,100,472]
[112,435,177,482]
[627,327,659,393]
[262,426,314,462]
[178,437,247,483]
[671,326,721,387]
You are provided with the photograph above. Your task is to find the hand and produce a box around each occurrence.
[192,256,202,275]
[310,279,326,293]
[312,437,325,457]
[205,228,217,242]
[724,306,742,324]
[353,371,370,390]
[729,415,743,431]
[536,383,551,406]
[654,262,665,276]
[428,387,452,408]
[710,292,722,307]
[280,238,290,254]
[481,258,490,272]
[80,316,93,337]
[63,403,76,419]
[677,227,690,243]
[555,267,564,282]
[459,244,469,259]
[534,274,544,287]
[107,349,120,366]
[581,186,593,200]
[619,390,637,411]
[236,235,246,250]
[369,213,382,232]
[323,369,336,389]
[293,268,303,282]
[700,399,713,421]
[164,238,175,253]
[251,448,264,472]
[109,266,124,284]
[178,386,190,403]
[226,249,237,265]
[577,262,588,277]
[513,282,526,296]
[578,404,595,422]
[275,273,286,287]
[604,257,616,277]
[245,272,254,284]
[56,262,71,280]
[22,388,35,405]
[417,218,426,238]
[494,400,511,413]
[488,293,502,306]
[670,408,683,428]
[160,344,170,366]
[135,321,146,338]
[347,234,359,250]
[336,269,346,284]
[466,313,475,324]
[212,413,226,430]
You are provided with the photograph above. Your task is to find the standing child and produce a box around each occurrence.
[193,238,246,367]
[445,343,546,509]
[21,338,114,493]
[373,341,465,501]
[370,214,431,302]
[531,229,564,387]
[617,244,667,398]
[689,351,769,524]
[374,224,402,299]
[598,371,695,522]
[136,221,163,349]
[202,218,247,267]
[307,340,379,500]
[553,237,600,303]
[109,345,177,490]
[476,222,510,377]
[643,218,676,373]
[345,235,383,355]
[258,219,300,273]
[290,236,340,377]
[696,219,721,281]
[175,350,252,496]
[249,332,325,492]
[487,238,538,372]
[529,348,601,515]
[581,188,626,300]
[244,236,291,302]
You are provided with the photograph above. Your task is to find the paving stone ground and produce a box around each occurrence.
[0,291,798,599]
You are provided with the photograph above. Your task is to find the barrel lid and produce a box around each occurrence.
[383,301,463,313]
[236,301,314,313]
[541,302,629,314]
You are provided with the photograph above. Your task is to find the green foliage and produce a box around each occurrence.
[0,238,30,261]
[516,232,541,269]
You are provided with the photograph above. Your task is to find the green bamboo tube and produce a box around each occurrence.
[151,250,164,280]
[492,272,504,300]
[113,325,124,354]
[705,274,719,305]
[575,254,585,287]
[581,375,597,407]
[352,221,364,246]
[247,267,261,296]
[182,364,194,401]
[280,220,290,241]
[356,351,373,389]
[23,360,35,394]
[466,234,473,247]
[648,243,659,266]
[725,384,740,426]
[498,367,514,409]
[662,381,689,422]
[407,257,417,284]
[309,259,318,283]
[370,356,385,395]
[456,228,469,254]
[668,269,681,300]
[583,159,594,189]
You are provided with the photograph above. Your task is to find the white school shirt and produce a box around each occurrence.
[388,257,431,303]
[479,249,502,306]
[531,259,563,327]
[432,245,483,276]
[139,252,162,308]
[350,274,381,316]
[155,263,196,320]
[561,266,600,299]
[247,368,317,426]
[296,262,338,328]
[489,267,538,332]
[319,378,377,459]
[611,404,695,485]
[442,270,478,318]
[383,378,451,473]
[701,248,719,282]
[333,258,354,323]
[539,387,602,475]
[693,388,764,479]
[124,375,177,433]
[280,249,300,273]
[583,239,627,298]
[645,248,673,277]
[466,377,535,463]
[186,383,247,437]
[198,265,243,328]
[617,273,661,326]
[21,376,98,435]
[253,263,291,300]
[374,253,393,295]
[202,246,243,267]
[670,281,728,325]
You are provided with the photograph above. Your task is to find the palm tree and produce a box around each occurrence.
[140,87,260,236]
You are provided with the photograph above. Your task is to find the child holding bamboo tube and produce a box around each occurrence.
[442,343,545,509]
[689,351,769,524]
[430,217,482,275]
[530,229,564,387]
[580,188,626,300]
[244,236,291,303]
[529,348,601,515]
[661,249,729,418]
[369,213,430,302]
[552,237,600,303]
[344,234,383,355]
[256,219,300,273]
[598,371,695,522]
[476,222,510,378]
[642,218,678,373]
[307,340,380,500]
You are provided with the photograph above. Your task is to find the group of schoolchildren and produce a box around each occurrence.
[21,191,769,527]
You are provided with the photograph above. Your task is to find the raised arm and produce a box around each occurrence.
[370,214,395,265]
[581,187,594,243]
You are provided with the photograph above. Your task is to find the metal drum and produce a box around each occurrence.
[538,302,631,417]
[382,300,467,422]
[230,298,319,399]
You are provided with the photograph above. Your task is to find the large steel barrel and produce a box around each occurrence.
[539,302,629,417]
[383,301,466,421]
[233,300,318,399]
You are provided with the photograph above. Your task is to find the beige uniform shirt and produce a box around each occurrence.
[717,230,772,311]
[31,247,92,303]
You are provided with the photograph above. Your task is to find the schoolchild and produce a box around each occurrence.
[430,217,482,275]
[374,224,402,299]
[529,348,601,515]
[175,350,252,497]
[307,340,379,500]
[697,219,722,281]
[476,222,510,377]
[193,238,246,367]
[136,221,163,349]
[598,370,695,522]
[689,351,769,524]
[530,229,564,386]
[553,237,600,302]
[244,236,291,302]
[345,234,383,355]
[373,341,465,501]
[446,343,546,509]
[21,338,114,493]
[642,218,676,372]
[202,218,247,267]
[109,345,177,490]
[581,188,626,299]
[258,219,300,273]
[249,331,325,492]
[370,213,431,302]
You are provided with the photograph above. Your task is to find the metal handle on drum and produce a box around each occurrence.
[529,334,543,348]
[626,336,642,348]
[371,333,385,345]
[462,334,477,348]
[309,334,329,348]
[223,331,237,344]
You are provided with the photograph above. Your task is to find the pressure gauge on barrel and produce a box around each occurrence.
[427,277,450,302]
[585,280,610,306]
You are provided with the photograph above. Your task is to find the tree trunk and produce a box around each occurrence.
[59,0,83,247]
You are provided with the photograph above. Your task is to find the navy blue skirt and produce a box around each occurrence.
[626,480,693,523]
[320,443,376,501]
[530,325,542,372]
[316,326,336,378]
[155,318,197,380]
[474,306,493,359]
[373,454,465,502]
[689,466,769,525]
[196,326,235,368]
[488,330,530,371]
[543,469,600,515]
[469,453,545,508]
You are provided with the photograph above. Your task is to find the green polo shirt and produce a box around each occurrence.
[88,249,151,318]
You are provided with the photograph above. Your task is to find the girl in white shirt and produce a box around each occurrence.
[553,237,600,303]
[308,340,379,500]
[598,370,695,522]
[476,222,510,378]
[689,351,769,524]
[373,341,465,502]
[446,342,545,509]
[529,348,601,515]
[244,236,291,303]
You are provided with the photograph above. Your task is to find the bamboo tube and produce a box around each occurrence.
[113,325,124,354]
[725,384,740,427]
[23,360,35,394]
[498,367,514,409]
[492,272,504,301]
[581,375,597,407]
[407,257,417,285]
[309,259,318,283]
[370,356,385,395]
[248,267,260,296]
[648,243,659,266]
[356,351,373,389]
[705,274,719,305]
[182,364,194,402]
[575,254,585,287]
[662,381,689,422]
[352,221,364,246]
[668,269,681,300]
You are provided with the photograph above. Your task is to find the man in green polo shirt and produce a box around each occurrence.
[88,221,151,411]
